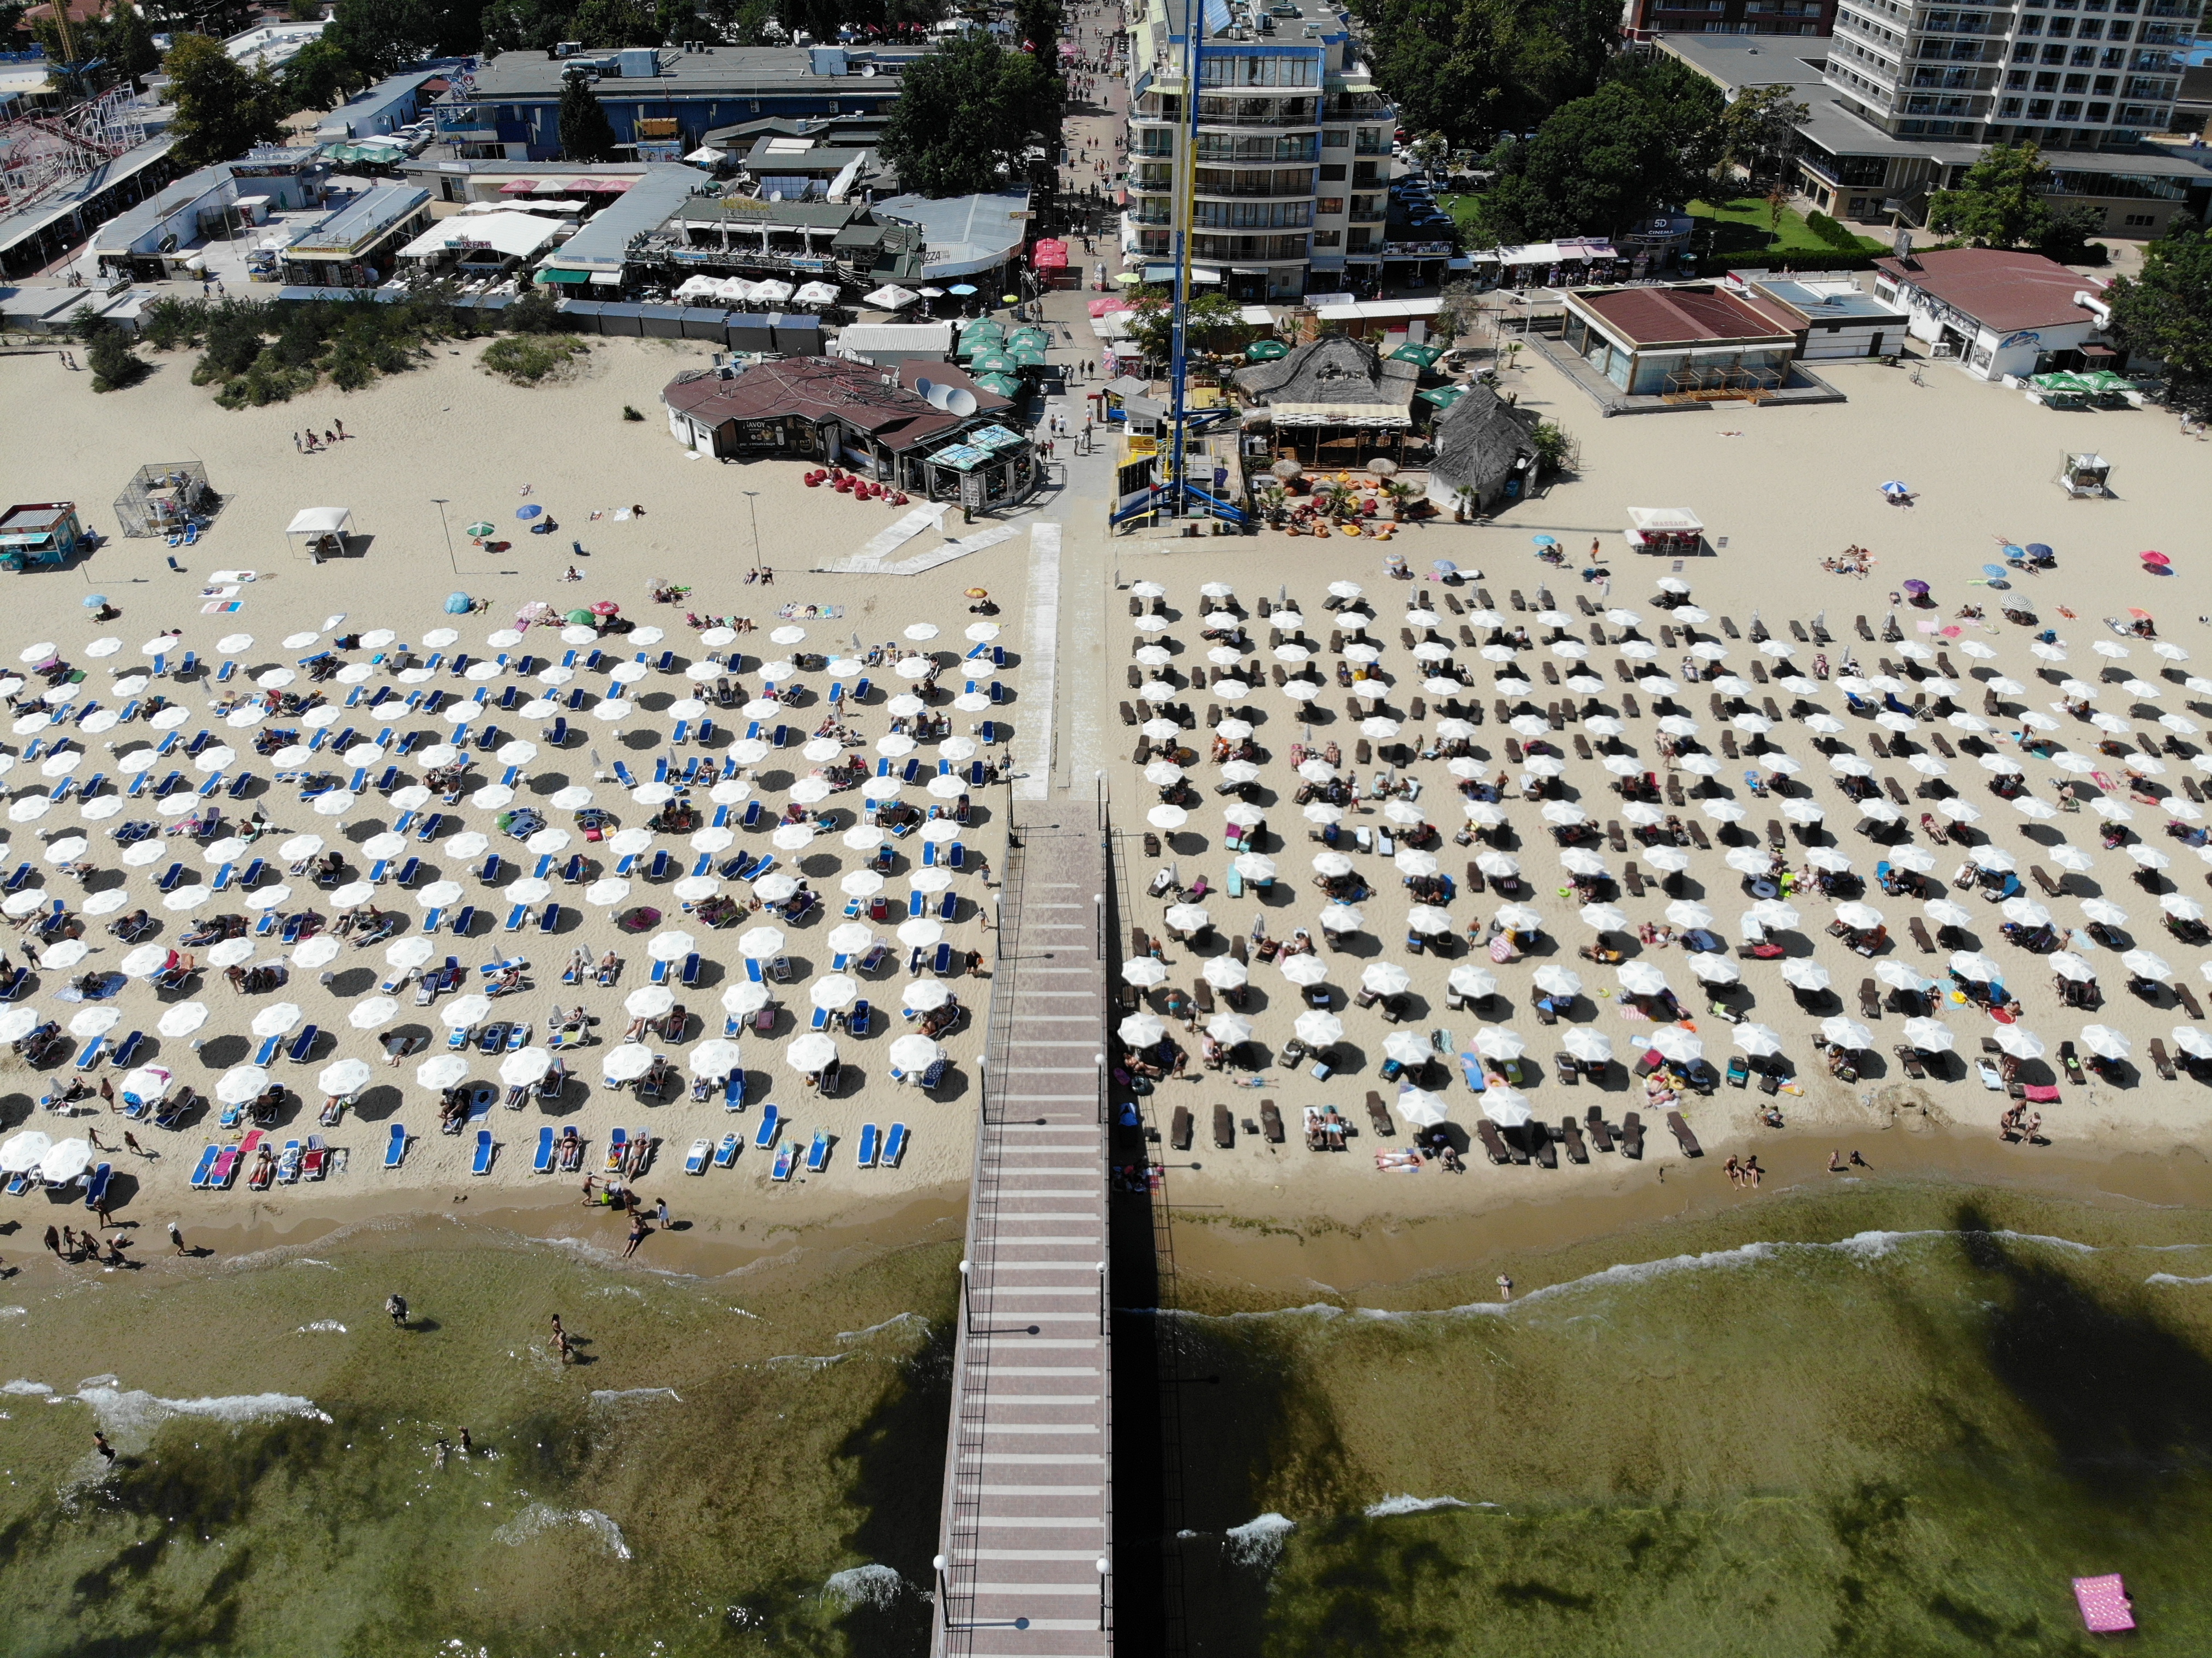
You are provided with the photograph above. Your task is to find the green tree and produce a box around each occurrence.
[1353,0,1622,147]
[557,76,620,160]
[1478,57,1722,243]
[1718,82,1809,184]
[1928,141,2055,248]
[1122,285,1242,363]
[1013,0,1059,53]
[326,0,438,77]
[569,0,650,42]
[162,35,285,167]
[2105,218,2212,421]
[479,0,568,51]
[881,36,1059,197]
[1408,131,1451,178]
[283,36,364,109]
[71,305,146,390]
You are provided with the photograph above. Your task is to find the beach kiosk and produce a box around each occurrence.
[2055,453,2111,499]
[1624,506,1704,556]
[0,503,83,571]
[286,506,354,562]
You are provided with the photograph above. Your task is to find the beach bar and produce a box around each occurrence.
[0,503,83,570]
[1624,506,1704,556]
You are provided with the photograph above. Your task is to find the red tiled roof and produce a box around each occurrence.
[1573,285,1796,346]
[663,356,973,452]
[1872,247,2097,334]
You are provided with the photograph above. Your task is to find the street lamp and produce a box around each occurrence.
[1096,1557,1110,1631]
[1097,1260,1108,1337]
[958,1258,972,1336]
[933,1553,949,1628]
[742,489,762,575]
[430,497,458,575]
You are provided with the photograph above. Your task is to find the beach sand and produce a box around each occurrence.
[1065,324,2212,1269]
[0,333,1061,1252]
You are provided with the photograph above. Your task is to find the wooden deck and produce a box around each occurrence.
[934,820,1113,1657]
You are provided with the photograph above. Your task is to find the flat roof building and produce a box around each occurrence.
[1657,31,2212,235]
[281,183,432,289]
[434,44,915,164]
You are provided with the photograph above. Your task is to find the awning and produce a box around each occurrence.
[1626,507,1703,534]
[588,271,621,286]
[286,506,351,536]
[929,443,991,471]
[968,423,1025,450]
[532,177,579,194]
[500,179,542,195]
[865,284,920,309]
[536,267,592,284]
[1031,238,1068,269]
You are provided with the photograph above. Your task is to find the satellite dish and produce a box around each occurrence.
[926,383,957,410]
[945,387,978,417]
[913,376,936,401]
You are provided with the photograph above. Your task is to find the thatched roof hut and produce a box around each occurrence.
[1423,382,1543,515]
[1232,334,1418,419]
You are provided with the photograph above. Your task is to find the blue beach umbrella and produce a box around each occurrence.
[81,594,106,608]
[444,592,472,614]
[516,504,543,520]
[1981,564,2009,579]
[1531,535,1558,548]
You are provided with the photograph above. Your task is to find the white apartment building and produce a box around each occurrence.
[1824,0,2197,148]
[1121,0,1396,301]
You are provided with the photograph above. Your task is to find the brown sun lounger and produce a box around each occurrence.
[1212,1103,1234,1149]
[1666,1110,1703,1156]
[1260,1100,1285,1142]
[1860,978,1880,1019]
[1532,1128,1558,1169]
[1620,1110,1645,1158]
[1560,1117,1589,1164]
[1475,1119,1511,1164]
[1893,1044,1927,1079]
[1170,1106,1192,1151]
[1584,1106,1614,1153]
[1365,1090,1394,1137]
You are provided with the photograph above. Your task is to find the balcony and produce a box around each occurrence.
[1382,239,1456,256]
[1195,99,1320,127]
[1195,170,1316,197]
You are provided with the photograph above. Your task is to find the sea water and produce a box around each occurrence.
[1158,1181,2212,1656]
[0,1216,957,1656]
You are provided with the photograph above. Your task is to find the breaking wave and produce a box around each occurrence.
[493,1503,633,1559]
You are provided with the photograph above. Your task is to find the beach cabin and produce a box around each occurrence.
[1623,506,1704,557]
[0,503,83,571]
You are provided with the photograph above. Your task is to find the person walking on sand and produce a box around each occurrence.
[94,1431,115,1465]
[334,418,346,440]
[1496,1273,1513,1302]
[293,432,302,453]
[43,1224,60,1258]
[550,1313,572,1361]
[654,1197,670,1230]
[386,1293,408,1329]
[622,1211,650,1259]
[169,1222,187,1255]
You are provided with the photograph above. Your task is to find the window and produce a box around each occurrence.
[2058,97,2083,115]
[2087,100,2111,117]
[1316,196,1344,213]
[1199,53,1319,87]
[1313,229,1341,245]
[1323,128,1348,147]
[2064,71,2090,87]
[2036,69,2060,86]
[2123,211,2154,225]
[1318,163,1346,181]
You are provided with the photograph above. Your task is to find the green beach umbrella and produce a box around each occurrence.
[464,521,495,538]
[566,608,594,625]
[1391,343,1444,367]
[1417,385,1468,410]
[973,373,1023,397]
[1007,328,1050,350]
[1246,340,1289,361]
[1009,346,1048,368]
[970,351,1019,374]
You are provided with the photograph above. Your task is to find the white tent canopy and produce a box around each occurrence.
[285,506,352,560]
[396,209,560,263]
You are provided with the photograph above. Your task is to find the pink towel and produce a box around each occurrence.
[2072,1575,2134,1633]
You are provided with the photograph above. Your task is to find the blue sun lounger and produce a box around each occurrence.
[753,1103,780,1150]
[806,1130,830,1173]
[533,1125,556,1173]
[713,1132,740,1167]
[384,1123,407,1169]
[472,1129,495,1175]
[189,1144,220,1187]
[882,1122,908,1167]
[683,1137,712,1175]
[856,1123,880,1167]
